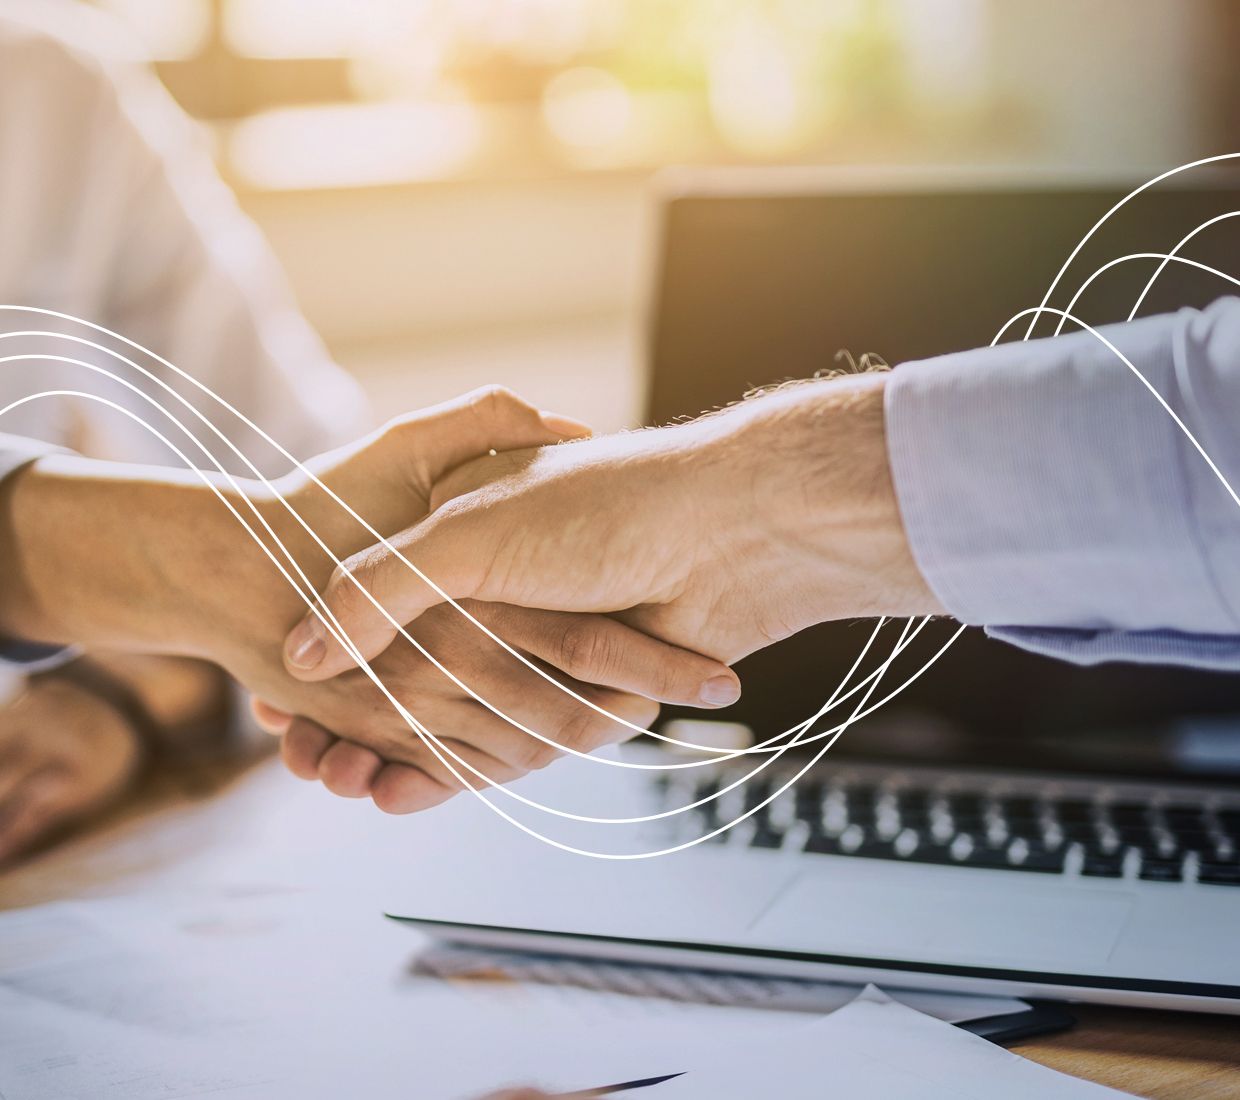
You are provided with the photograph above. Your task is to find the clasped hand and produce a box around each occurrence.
[267,375,940,811]
[237,387,741,814]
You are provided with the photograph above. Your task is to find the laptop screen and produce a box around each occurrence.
[645,171,1240,776]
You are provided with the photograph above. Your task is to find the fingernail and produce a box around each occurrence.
[539,410,592,440]
[285,616,326,670]
[699,675,741,707]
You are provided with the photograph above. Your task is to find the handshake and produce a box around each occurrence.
[0,378,941,814]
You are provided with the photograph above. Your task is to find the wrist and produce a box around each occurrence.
[0,455,296,658]
[712,373,942,623]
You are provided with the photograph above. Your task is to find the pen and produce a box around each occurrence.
[552,1071,686,1097]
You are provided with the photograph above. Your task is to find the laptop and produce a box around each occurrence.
[391,168,1240,1015]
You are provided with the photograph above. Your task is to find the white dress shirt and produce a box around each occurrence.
[0,1,368,477]
[888,296,1240,669]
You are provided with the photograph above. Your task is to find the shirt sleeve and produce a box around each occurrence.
[0,433,76,673]
[885,295,1240,669]
[0,12,370,478]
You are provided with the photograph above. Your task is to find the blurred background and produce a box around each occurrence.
[92,0,1238,430]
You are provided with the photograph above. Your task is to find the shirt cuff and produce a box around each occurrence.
[987,625,1240,670]
[0,434,76,672]
[883,309,1233,637]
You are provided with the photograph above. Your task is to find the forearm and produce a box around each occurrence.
[0,453,285,657]
[89,652,229,734]
[703,372,944,625]
[288,370,946,679]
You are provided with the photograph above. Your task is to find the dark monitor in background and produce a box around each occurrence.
[644,169,1240,780]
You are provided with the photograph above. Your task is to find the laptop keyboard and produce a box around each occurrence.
[648,771,1240,886]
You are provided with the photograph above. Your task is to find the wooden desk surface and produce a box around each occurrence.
[2,753,1237,1099]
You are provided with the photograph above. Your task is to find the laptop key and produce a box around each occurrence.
[1108,802,1150,826]
[1053,799,1096,823]
[1061,821,1097,843]
[802,832,842,856]
[897,806,932,829]
[1138,857,1184,882]
[1081,851,1125,877]
[1006,839,1067,873]
[750,825,784,850]
[850,840,901,861]
[1167,828,1212,851]
[957,844,1012,871]
[909,843,957,866]
[1163,804,1206,827]
[1197,861,1240,886]
[1216,809,1240,831]
[743,779,774,813]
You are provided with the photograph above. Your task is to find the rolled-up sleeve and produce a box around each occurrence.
[885,296,1240,669]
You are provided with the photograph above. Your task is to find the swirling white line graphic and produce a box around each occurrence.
[4,155,1240,857]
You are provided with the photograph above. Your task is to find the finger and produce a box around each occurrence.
[386,386,589,489]
[317,739,385,798]
[0,770,70,864]
[367,685,551,777]
[250,696,293,735]
[523,684,658,766]
[368,762,457,815]
[417,732,527,782]
[0,778,31,835]
[408,687,655,777]
[280,719,337,780]
[284,504,495,682]
[286,387,588,683]
[365,704,527,794]
[428,448,527,513]
[491,607,741,708]
[0,749,34,805]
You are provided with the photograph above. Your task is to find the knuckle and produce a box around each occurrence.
[516,733,561,772]
[629,697,660,734]
[556,619,614,679]
[472,383,516,411]
[329,553,382,624]
[469,384,536,429]
[322,591,362,648]
[555,705,613,756]
[326,559,360,605]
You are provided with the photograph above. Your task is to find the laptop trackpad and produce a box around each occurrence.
[749,872,1133,968]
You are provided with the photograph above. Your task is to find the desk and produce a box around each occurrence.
[2,753,1237,1100]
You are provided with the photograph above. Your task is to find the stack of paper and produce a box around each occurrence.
[0,891,1137,1100]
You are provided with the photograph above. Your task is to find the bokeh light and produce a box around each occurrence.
[542,67,633,154]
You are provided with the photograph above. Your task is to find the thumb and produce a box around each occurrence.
[283,505,492,681]
[390,386,590,490]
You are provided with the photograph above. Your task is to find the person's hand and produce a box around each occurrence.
[0,654,224,863]
[0,386,737,813]
[0,672,141,863]
[251,596,731,813]
[284,374,944,685]
[230,389,739,812]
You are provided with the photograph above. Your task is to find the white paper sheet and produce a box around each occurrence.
[0,893,1132,1100]
[655,986,1136,1100]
